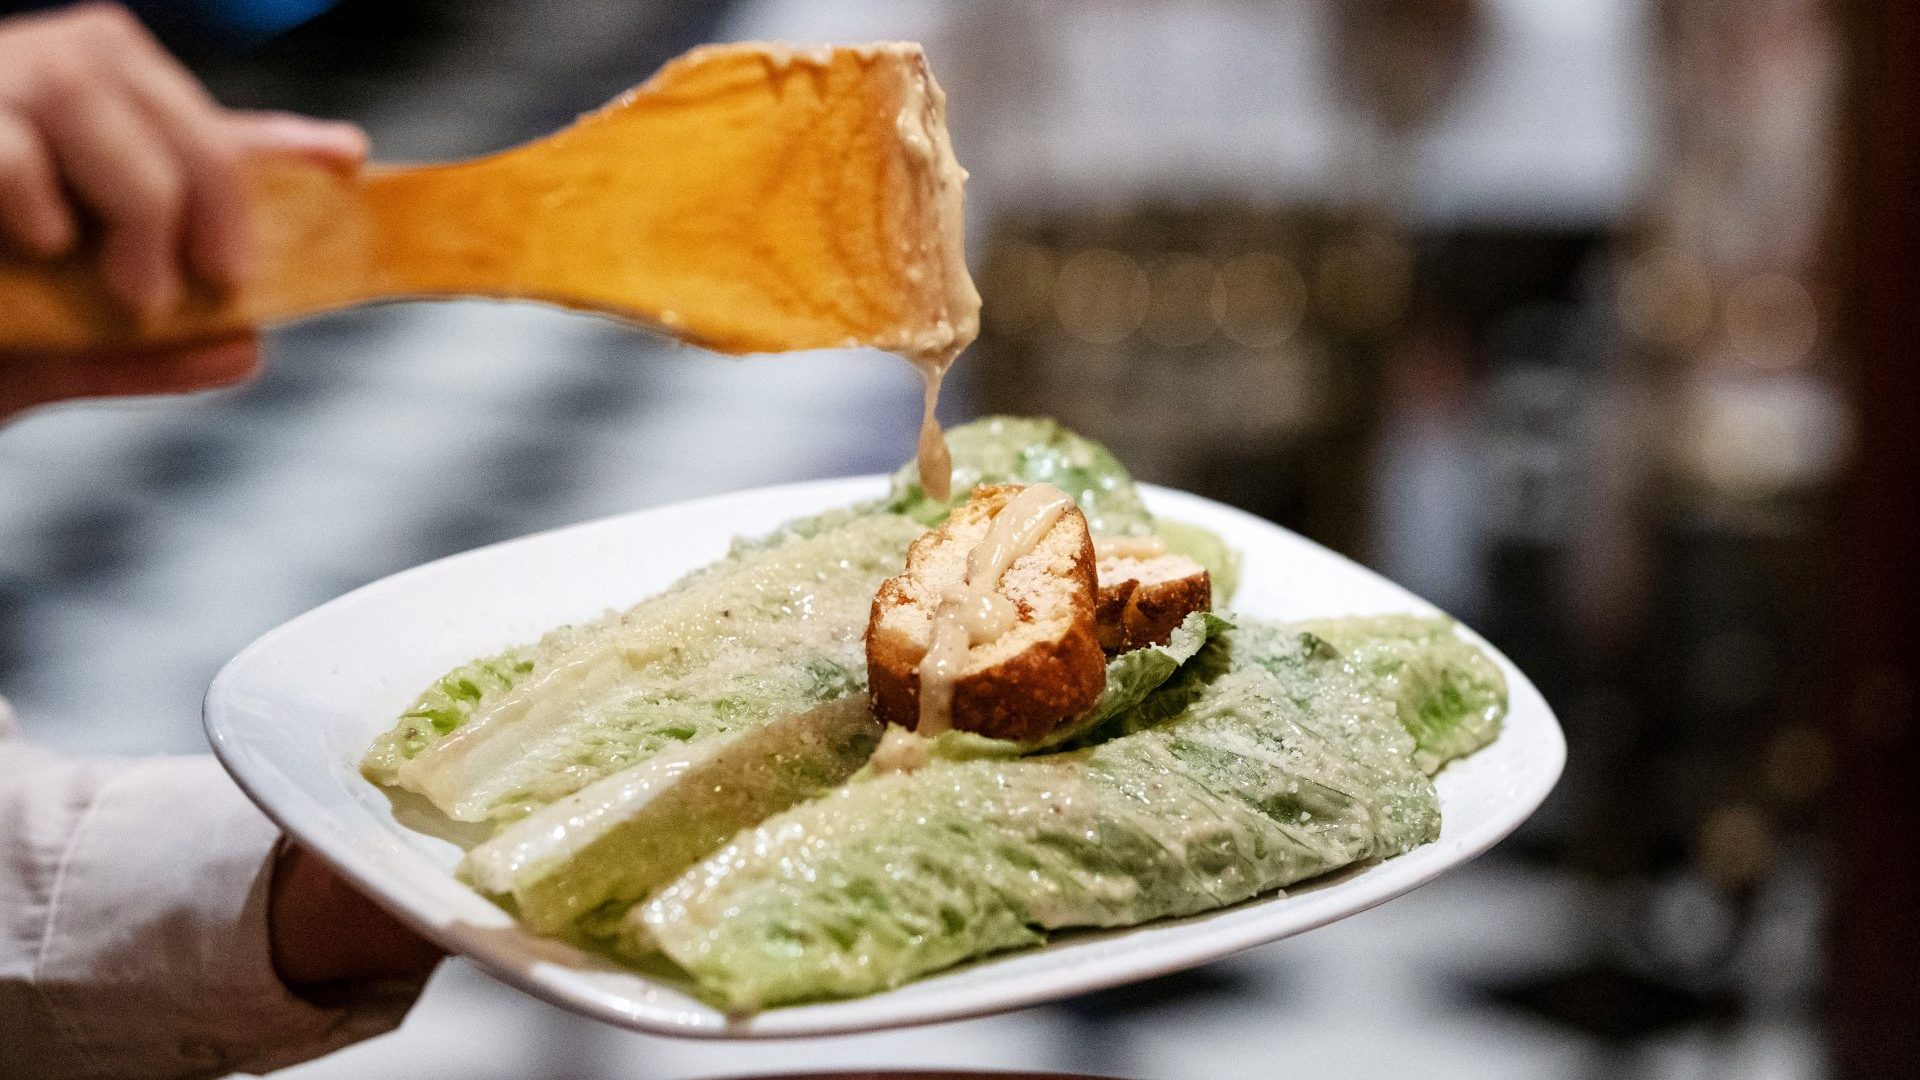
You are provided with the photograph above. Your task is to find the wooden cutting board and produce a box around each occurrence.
[0,41,981,363]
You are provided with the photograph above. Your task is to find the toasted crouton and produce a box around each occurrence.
[867,484,1105,741]
[1095,553,1212,652]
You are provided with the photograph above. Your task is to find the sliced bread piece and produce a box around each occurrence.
[866,483,1104,741]
[1095,552,1212,653]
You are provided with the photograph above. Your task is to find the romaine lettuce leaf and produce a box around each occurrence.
[629,616,1490,1010]
[1030,610,1230,750]
[460,695,881,937]
[385,512,922,821]
[725,501,890,557]
[1289,616,1507,773]
[362,622,602,785]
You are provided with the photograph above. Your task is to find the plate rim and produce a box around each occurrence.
[205,475,1566,1039]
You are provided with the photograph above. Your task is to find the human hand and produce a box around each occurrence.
[0,4,367,423]
[0,332,260,418]
[0,3,366,317]
[269,843,444,995]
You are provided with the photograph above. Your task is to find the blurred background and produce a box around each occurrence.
[1,1,1914,1078]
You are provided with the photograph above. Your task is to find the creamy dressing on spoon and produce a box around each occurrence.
[886,49,978,504]
[916,484,1074,734]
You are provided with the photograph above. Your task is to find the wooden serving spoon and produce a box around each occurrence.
[0,42,981,362]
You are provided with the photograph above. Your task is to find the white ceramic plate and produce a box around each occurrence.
[206,477,1564,1038]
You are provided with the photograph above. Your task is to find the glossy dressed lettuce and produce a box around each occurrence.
[366,511,923,821]
[628,616,1499,1011]
[454,610,1232,941]
[1027,610,1229,750]
[363,641,547,784]
[1290,616,1506,773]
[460,696,881,936]
[455,613,1232,940]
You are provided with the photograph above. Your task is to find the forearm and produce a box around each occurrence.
[0,705,432,1080]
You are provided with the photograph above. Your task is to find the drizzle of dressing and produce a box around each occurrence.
[1094,535,1168,560]
[966,485,1074,585]
[915,363,953,502]
[940,584,1017,641]
[916,484,1075,734]
[917,607,971,737]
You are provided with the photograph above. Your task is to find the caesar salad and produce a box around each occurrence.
[359,416,1507,1012]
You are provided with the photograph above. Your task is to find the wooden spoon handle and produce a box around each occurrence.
[0,153,565,350]
[0,156,385,350]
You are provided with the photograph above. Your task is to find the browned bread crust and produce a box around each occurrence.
[866,484,1105,742]
[1094,554,1212,652]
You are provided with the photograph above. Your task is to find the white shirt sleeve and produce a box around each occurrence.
[0,698,425,1079]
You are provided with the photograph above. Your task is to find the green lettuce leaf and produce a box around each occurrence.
[629,617,1458,1011]
[1032,610,1231,750]
[460,695,882,937]
[361,623,599,785]
[375,512,922,822]
[857,727,1026,778]
[726,501,891,557]
[1290,616,1507,773]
